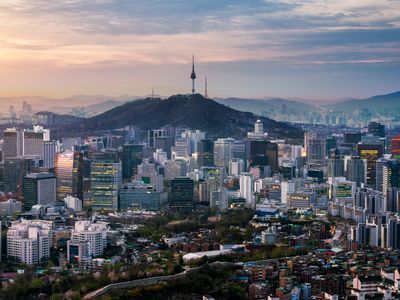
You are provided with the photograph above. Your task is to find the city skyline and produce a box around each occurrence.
[0,0,399,100]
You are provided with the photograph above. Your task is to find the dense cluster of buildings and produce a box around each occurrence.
[0,110,400,299]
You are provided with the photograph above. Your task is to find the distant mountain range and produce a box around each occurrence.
[322,91,400,113]
[0,95,133,116]
[216,97,320,115]
[216,91,400,115]
[59,94,303,140]
[2,91,399,118]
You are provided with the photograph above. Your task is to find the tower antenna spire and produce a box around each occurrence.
[205,76,208,98]
[190,55,197,95]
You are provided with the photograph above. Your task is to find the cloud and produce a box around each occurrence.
[0,0,399,98]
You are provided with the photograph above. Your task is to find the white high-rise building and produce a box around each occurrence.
[281,181,296,204]
[7,219,53,265]
[70,221,107,257]
[229,158,244,176]
[63,195,83,212]
[240,172,254,207]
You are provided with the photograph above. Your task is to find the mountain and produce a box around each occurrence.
[216,97,320,115]
[61,94,303,140]
[0,95,136,115]
[323,91,400,113]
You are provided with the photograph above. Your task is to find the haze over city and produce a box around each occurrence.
[0,0,399,99]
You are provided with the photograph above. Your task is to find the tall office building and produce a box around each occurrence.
[327,157,345,178]
[197,139,214,168]
[391,135,400,159]
[346,156,367,187]
[214,138,235,168]
[3,126,50,159]
[182,129,205,154]
[355,222,379,247]
[368,122,386,137]
[122,144,143,181]
[7,219,52,265]
[4,157,36,194]
[248,140,278,174]
[148,127,175,158]
[266,143,278,174]
[90,154,122,211]
[386,188,400,214]
[240,172,254,207]
[43,140,61,168]
[304,131,317,156]
[357,143,384,187]
[54,151,84,200]
[22,128,45,157]
[376,158,400,192]
[307,137,326,165]
[3,128,22,158]
[22,173,56,211]
[169,177,194,211]
[387,216,400,250]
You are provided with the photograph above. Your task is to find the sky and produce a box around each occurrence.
[0,0,399,100]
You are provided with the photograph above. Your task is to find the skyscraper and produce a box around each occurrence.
[368,122,386,137]
[240,172,254,207]
[346,157,366,187]
[391,135,400,159]
[357,143,384,187]
[4,157,36,194]
[169,177,194,212]
[197,139,214,168]
[22,173,57,211]
[55,151,84,200]
[3,128,22,158]
[214,138,235,168]
[327,157,345,178]
[387,216,400,250]
[386,188,400,213]
[248,140,278,174]
[122,144,143,182]
[22,128,45,157]
[307,137,326,165]
[43,140,61,168]
[90,154,122,211]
